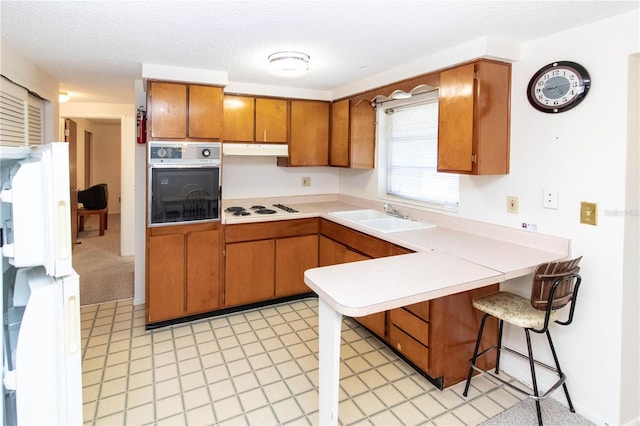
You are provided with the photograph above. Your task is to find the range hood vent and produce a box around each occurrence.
[222,143,288,157]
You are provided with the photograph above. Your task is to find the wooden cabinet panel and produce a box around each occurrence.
[256,98,287,143]
[429,284,499,386]
[225,239,275,307]
[146,223,221,324]
[390,308,428,346]
[147,233,185,323]
[226,219,318,243]
[149,82,187,139]
[404,301,429,321]
[148,81,222,141]
[320,219,390,258]
[223,95,255,141]
[330,98,376,169]
[275,234,318,297]
[189,85,223,139]
[287,100,329,166]
[390,325,429,372]
[186,229,221,314]
[438,60,511,175]
[330,99,350,167]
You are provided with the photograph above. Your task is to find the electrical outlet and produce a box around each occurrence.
[302,176,311,187]
[507,196,519,214]
[580,201,598,225]
[543,189,559,209]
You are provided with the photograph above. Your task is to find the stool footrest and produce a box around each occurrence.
[469,344,566,401]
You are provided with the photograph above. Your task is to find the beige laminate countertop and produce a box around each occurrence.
[222,196,570,316]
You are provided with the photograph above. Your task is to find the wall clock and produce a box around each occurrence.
[527,61,591,113]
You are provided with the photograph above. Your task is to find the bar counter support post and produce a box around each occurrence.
[318,298,342,425]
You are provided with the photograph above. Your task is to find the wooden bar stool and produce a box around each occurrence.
[463,256,583,426]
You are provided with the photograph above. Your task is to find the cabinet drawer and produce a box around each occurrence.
[403,301,429,321]
[390,308,428,346]
[389,325,429,372]
[225,218,318,242]
[319,219,390,258]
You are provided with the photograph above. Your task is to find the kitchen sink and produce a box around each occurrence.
[328,209,389,221]
[329,209,436,233]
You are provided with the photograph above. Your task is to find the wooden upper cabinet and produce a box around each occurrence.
[223,95,255,141]
[437,60,511,175]
[223,96,287,143]
[330,98,376,168]
[148,81,223,141]
[280,99,329,167]
[255,98,287,143]
[149,82,187,139]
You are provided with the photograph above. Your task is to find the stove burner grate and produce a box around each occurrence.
[225,206,246,213]
[233,211,251,216]
[254,209,277,214]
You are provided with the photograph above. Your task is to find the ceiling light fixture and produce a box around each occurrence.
[59,91,70,103]
[268,51,310,77]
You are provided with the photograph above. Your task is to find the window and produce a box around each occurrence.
[377,90,459,210]
[0,76,44,147]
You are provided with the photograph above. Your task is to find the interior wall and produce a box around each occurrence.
[338,10,639,425]
[59,102,136,258]
[91,123,122,214]
[221,156,339,199]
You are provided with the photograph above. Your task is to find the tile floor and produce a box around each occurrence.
[80,297,526,425]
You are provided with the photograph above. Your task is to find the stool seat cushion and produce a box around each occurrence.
[473,292,559,329]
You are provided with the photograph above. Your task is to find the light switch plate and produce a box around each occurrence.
[580,201,598,225]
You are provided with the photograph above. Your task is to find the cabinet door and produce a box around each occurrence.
[188,85,223,139]
[256,98,287,143]
[149,82,187,139]
[223,95,255,142]
[147,233,185,322]
[289,100,329,166]
[275,234,318,297]
[185,229,221,314]
[330,99,350,167]
[318,235,386,337]
[438,63,475,173]
[225,239,275,306]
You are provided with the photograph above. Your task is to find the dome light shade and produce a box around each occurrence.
[59,91,70,103]
[268,51,310,76]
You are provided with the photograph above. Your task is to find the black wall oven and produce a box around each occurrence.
[148,142,221,226]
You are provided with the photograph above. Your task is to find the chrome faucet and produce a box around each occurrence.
[384,203,408,219]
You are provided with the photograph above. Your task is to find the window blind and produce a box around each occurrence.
[0,76,44,147]
[383,96,459,209]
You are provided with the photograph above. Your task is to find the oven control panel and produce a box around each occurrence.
[149,142,221,165]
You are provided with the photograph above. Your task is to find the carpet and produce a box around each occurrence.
[482,396,594,425]
[72,214,134,306]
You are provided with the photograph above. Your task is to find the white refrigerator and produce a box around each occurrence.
[0,143,82,425]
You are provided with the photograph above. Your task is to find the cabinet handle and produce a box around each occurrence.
[263,130,267,142]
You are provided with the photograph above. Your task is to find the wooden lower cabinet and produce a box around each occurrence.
[319,219,497,387]
[275,235,318,297]
[224,219,319,308]
[225,239,275,306]
[146,223,221,324]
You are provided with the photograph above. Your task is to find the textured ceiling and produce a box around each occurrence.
[1,1,638,104]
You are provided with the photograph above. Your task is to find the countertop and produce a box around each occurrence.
[222,194,570,316]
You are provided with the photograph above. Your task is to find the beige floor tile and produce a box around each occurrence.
[185,404,216,425]
[208,378,236,402]
[183,386,211,410]
[155,394,184,420]
[154,377,180,399]
[180,370,206,392]
[272,397,304,424]
[95,393,126,419]
[127,385,154,408]
[213,395,243,422]
[238,387,268,412]
[123,401,155,424]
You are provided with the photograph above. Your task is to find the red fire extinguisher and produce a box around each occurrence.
[136,106,147,144]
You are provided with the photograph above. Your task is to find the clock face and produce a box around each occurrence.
[527,61,591,113]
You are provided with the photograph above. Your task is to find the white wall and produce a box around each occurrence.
[339,10,639,425]
[92,123,122,214]
[60,103,136,258]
